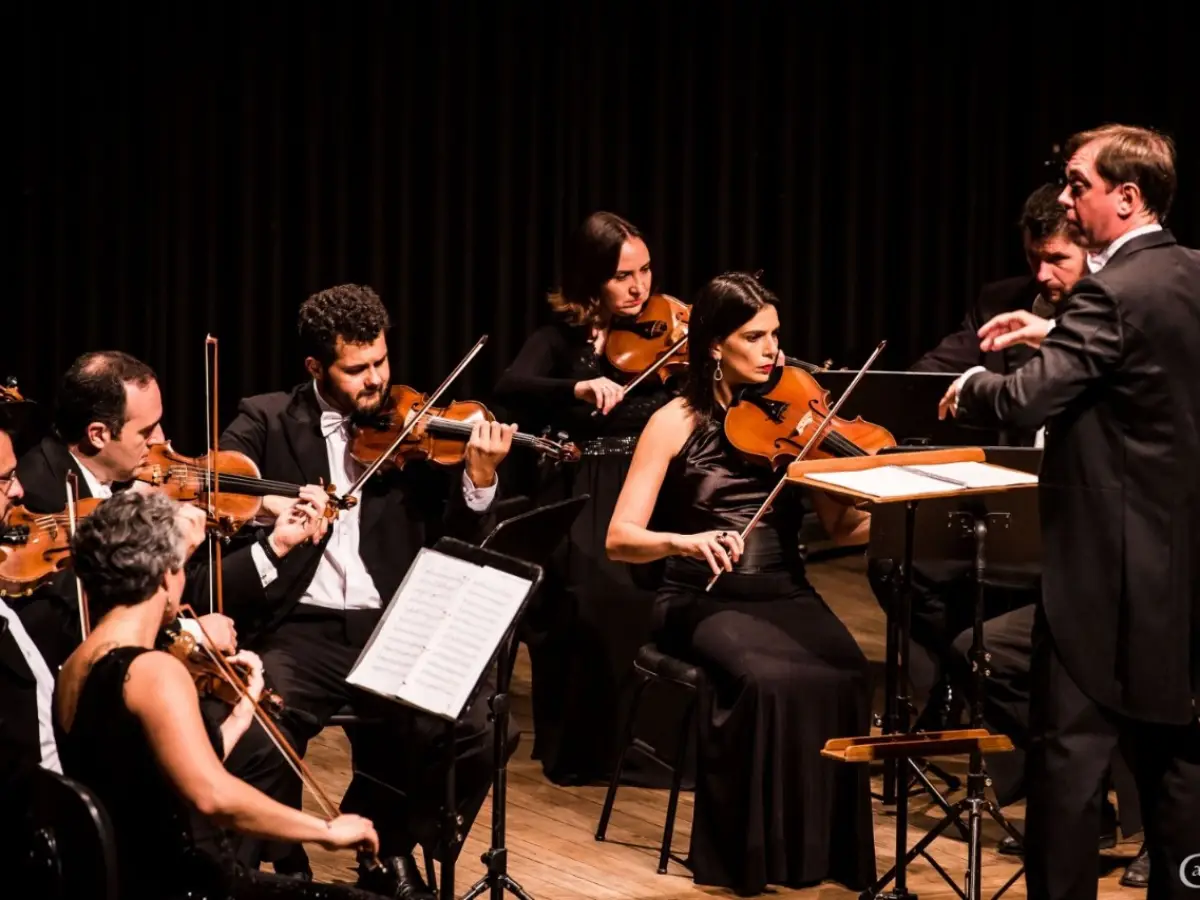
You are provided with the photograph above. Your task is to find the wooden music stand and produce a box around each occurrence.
[788,447,1036,900]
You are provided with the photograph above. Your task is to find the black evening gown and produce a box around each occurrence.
[492,320,682,786]
[651,413,877,895]
[53,646,382,900]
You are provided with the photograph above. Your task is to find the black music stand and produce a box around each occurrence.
[460,497,588,900]
[346,537,545,900]
[860,450,1040,900]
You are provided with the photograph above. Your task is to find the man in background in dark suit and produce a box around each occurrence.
[941,123,1200,900]
[870,183,1087,730]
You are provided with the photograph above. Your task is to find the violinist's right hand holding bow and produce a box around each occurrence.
[671,531,745,575]
[319,815,380,853]
[575,376,626,415]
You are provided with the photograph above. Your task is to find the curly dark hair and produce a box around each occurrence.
[55,351,157,444]
[298,284,392,367]
[683,272,778,421]
[1018,182,1073,243]
[71,491,186,617]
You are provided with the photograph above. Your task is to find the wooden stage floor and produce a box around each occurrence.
[301,552,1146,899]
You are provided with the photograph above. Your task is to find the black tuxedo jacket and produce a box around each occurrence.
[0,614,41,785]
[959,230,1200,725]
[16,436,99,513]
[911,276,1043,447]
[911,275,1041,376]
[211,383,496,643]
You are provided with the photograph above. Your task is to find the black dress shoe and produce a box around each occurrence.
[391,852,435,900]
[995,824,1117,856]
[1119,844,1149,889]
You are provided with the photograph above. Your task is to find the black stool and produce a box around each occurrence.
[595,643,700,874]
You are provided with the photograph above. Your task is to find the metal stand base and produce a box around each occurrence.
[461,636,535,900]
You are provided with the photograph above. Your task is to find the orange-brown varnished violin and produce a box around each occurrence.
[348,384,581,471]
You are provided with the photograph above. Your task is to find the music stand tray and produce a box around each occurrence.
[788,447,1037,900]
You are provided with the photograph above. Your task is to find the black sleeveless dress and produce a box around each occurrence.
[53,646,381,900]
[653,414,877,895]
[493,320,681,786]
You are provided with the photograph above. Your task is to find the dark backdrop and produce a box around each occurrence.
[11,1,1199,452]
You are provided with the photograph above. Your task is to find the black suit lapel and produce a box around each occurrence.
[282,385,333,486]
[0,622,36,685]
[1105,228,1175,267]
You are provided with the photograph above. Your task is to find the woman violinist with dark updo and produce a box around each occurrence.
[606,272,877,896]
[492,211,681,787]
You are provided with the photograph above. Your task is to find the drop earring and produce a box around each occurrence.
[713,365,723,382]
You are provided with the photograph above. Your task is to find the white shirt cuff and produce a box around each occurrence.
[462,471,498,512]
[951,365,987,415]
[179,617,206,645]
[250,541,280,588]
[1046,319,1057,332]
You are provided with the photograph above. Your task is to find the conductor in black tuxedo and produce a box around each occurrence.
[216,284,517,899]
[941,123,1200,900]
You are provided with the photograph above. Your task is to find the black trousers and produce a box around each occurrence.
[867,558,1031,709]
[226,607,516,866]
[947,603,1142,835]
[1025,605,1200,900]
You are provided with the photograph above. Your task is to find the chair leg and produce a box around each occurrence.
[595,670,651,841]
[658,690,695,874]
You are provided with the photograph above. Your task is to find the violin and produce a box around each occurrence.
[348,384,581,471]
[0,498,105,597]
[134,441,355,537]
[705,341,890,592]
[603,293,833,394]
[161,620,284,716]
[1,376,26,404]
[724,361,897,471]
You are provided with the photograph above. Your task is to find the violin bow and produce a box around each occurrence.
[705,339,887,592]
[65,471,90,638]
[205,335,224,616]
[343,334,489,498]
[176,604,387,874]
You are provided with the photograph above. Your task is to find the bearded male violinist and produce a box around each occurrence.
[940,123,1200,900]
[215,284,516,898]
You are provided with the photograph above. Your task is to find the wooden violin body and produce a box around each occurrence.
[349,384,580,470]
[163,627,284,717]
[135,441,353,537]
[0,498,104,597]
[604,295,832,389]
[605,293,691,384]
[725,363,896,470]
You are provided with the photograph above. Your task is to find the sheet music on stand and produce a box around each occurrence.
[346,545,538,722]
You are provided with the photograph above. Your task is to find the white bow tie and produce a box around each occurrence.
[320,410,350,438]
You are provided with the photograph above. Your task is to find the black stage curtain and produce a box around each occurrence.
[10,1,1198,450]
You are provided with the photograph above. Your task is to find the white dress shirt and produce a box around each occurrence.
[948,225,1162,432]
[247,382,498,610]
[0,598,62,774]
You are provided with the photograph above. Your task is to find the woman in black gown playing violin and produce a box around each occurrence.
[53,491,386,900]
[493,211,684,786]
[607,272,877,895]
